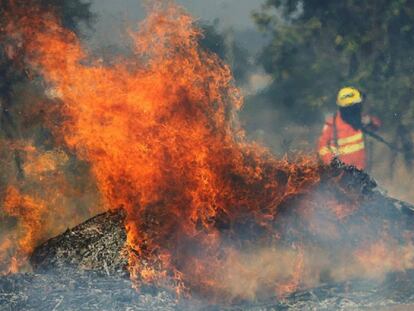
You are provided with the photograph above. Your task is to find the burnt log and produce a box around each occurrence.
[30,208,128,276]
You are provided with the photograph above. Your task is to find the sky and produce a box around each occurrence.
[87,0,265,51]
[89,0,260,29]
[173,0,260,29]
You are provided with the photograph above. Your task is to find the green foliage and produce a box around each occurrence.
[253,0,414,130]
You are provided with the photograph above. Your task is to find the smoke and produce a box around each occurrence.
[1,1,414,307]
[207,242,414,302]
[190,184,414,302]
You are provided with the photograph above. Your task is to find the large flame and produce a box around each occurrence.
[2,1,414,302]
[15,3,319,297]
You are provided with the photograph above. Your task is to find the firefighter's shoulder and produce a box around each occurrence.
[323,113,335,127]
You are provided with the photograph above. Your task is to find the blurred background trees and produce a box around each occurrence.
[246,0,414,200]
[199,22,254,86]
[253,0,414,128]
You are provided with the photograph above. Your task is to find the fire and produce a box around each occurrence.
[2,0,414,303]
[0,139,102,275]
[11,2,319,298]
[0,186,46,274]
[23,149,69,177]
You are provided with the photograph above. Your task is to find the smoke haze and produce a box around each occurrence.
[87,0,266,50]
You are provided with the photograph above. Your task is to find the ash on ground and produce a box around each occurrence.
[3,270,414,310]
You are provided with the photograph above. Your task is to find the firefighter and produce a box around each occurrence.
[318,87,381,170]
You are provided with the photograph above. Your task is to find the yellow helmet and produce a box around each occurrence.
[337,87,363,107]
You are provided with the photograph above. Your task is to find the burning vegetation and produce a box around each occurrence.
[1,1,414,308]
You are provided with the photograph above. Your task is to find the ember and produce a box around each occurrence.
[1,0,414,308]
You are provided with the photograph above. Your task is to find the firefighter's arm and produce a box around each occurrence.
[362,115,382,131]
[318,121,335,165]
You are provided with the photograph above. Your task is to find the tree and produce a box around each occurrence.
[253,0,414,134]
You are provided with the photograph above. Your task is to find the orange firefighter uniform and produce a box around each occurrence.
[318,113,366,169]
[318,87,380,170]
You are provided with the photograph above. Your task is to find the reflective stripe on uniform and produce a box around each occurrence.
[338,141,365,155]
[319,141,365,157]
[319,146,338,156]
[337,132,363,146]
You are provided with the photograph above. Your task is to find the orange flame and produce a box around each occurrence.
[13,2,319,298]
[4,0,414,303]
[0,186,46,274]
[0,139,103,275]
